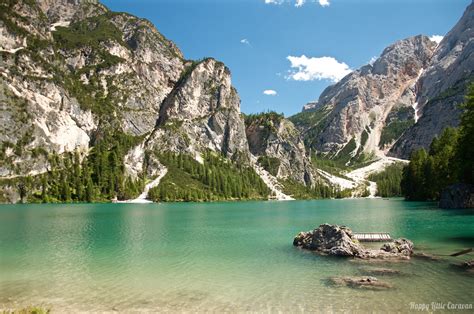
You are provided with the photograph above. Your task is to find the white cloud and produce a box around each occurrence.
[295,0,305,7]
[286,55,351,82]
[263,90,278,96]
[319,0,330,7]
[369,56,377,66]
[429,35,443,44]
[240,38,251,46]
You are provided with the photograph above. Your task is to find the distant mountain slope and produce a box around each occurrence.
[290,36,437,163]
[291,2,473,162]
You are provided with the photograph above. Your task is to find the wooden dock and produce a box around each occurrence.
[354,233,392,242]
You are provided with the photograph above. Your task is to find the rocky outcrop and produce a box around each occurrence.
[380,238,415,256]
[291,36,437,161]
[245,113,314,185]
[293,224,414,259]
[147,58,249,161]
[439,183,474,209]
[302,101,320,112]
[390,2,474,158]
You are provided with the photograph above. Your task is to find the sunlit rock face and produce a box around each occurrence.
[292,35,436,160]
[293,2,473,161]
[147,58,251,161]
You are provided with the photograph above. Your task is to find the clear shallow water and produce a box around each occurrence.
[0,199,473,312]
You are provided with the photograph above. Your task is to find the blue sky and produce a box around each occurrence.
[102,0,470,116]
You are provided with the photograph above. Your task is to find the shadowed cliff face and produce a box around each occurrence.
[390,2,474,159]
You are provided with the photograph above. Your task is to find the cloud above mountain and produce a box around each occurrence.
[263,90,278,96]
[286,55,351,82]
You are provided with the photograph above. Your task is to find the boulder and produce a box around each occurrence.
[381,238,414,256]
[293,224,361,256]
[293,224,414,259]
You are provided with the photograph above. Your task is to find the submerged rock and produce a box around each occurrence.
[451,260,474,273]
[327,276,392,290]
[360,267,402,276]
[293,224,414,259]
[412,252,443,261]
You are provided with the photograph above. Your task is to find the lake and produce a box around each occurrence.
[0,199,473,312]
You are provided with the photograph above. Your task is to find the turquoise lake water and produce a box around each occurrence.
[0,199,473,312]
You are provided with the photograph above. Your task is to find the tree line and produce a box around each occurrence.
[11,130,144,203]
[148,151,270,202]
[401,83,474,201]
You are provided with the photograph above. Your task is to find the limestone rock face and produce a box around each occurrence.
[302,101,320,112]
[0,0,185,177]
[147,58,250,161]
[245,115,314,185]
[390,2,474,158]
[292,3,473,161]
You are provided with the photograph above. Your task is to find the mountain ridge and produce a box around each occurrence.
[0,0,315,203]
[291,2,473,161]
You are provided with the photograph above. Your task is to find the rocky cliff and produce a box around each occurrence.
[0,0,311,202]
[292,2,473,161]
[390,2,474,158]
[1,0,185,177]
[148,58,249,161]
[290,36,437,163]
[245,112,314,186]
